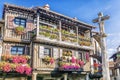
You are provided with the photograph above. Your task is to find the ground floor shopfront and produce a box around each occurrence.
[30,71,89,80]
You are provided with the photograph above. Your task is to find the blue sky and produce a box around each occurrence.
[0,0,120,58]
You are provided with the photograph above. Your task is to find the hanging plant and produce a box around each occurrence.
[42,56,55,64]
[14,26,25,35]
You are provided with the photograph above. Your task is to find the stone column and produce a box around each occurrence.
[32,73,37,80]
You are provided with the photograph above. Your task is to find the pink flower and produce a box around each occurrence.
[24,66,32,75]
[16,65,25,74]
[3,64,11,72]
[19,56,27,64]
[86,53,89,62]
[71,56,76,63]
[50,58,54,64]
[12,56,20,63]
[79,60,84,67]
[74,65,80,70]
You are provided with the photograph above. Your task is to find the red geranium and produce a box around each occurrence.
[3,64,11,72]
[16,65,25,74]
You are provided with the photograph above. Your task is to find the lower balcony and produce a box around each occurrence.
[58,54,85,72]
[0,54,32,76]
[35,56,56,71]
[59,64,83,72]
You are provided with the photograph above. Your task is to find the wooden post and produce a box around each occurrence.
[76,26,78,45]
[36,13,40,37]
[86,73,89,80]
[32,73,37,80]
[59,20,62,41]
[63,73,68,80]
[117,68,120,76]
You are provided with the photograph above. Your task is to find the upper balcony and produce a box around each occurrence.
[33,19,93,50]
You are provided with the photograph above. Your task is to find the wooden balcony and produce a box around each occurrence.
[33,22,93,50]
[3,29,30,43]
[33,55,56,71]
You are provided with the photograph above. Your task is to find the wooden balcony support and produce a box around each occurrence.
[36,13,40,37]
[63,73,68,80]
[59,20,62,41]
[32,73,38,80]
[76,26,78,44]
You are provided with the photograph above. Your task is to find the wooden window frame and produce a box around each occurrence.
[44,47,53,57]
[14,17,26,28]
[11,46,25,55]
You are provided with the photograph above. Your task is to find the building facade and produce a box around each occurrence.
[110,46,120,80]
[0,3,102,80]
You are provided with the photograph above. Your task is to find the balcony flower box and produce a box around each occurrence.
[14,26,25,35]
[59,63,82,71]
[42,56,55,64]
[0,54,31,75]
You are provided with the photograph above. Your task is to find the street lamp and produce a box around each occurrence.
[93,12,110,80]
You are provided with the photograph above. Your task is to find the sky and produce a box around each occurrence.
[0,0,120,58]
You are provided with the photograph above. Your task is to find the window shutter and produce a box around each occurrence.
[39,46,44,58]
[53,48,59,59]
[75,51,78,58]
[26,20,35,31]
[25,46,30,55]
[72,51,75,56]
[4,44,10,54]
[86,52,89,62]
[7,16,14,29]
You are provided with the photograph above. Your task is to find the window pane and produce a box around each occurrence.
[21,19,26,22]
[11,47,17,51]
[44,48,51,56]
[21,22,25,25]
[11,46,24,55]
[11,51,17,55]
[15,21,20,25]
[15,18,20,22]
[17,51,23,55]
[18,47,23,51]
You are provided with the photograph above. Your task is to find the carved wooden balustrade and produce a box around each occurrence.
[4,29,30,42]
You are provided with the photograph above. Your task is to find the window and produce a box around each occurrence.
[11,46,25,55]
[44,47,52,57]
[78,52,83,60]
[14,17,26,28]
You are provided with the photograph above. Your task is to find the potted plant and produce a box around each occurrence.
[43,56,55,64]
[50,34,58,40]
[14,26,25,35]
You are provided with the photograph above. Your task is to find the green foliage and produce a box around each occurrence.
[50,34,58,39]
[14,26,25,35]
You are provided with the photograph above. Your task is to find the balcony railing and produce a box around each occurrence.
[4,29,30,42]
[35,56,56,70]
[35,22,92,48]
